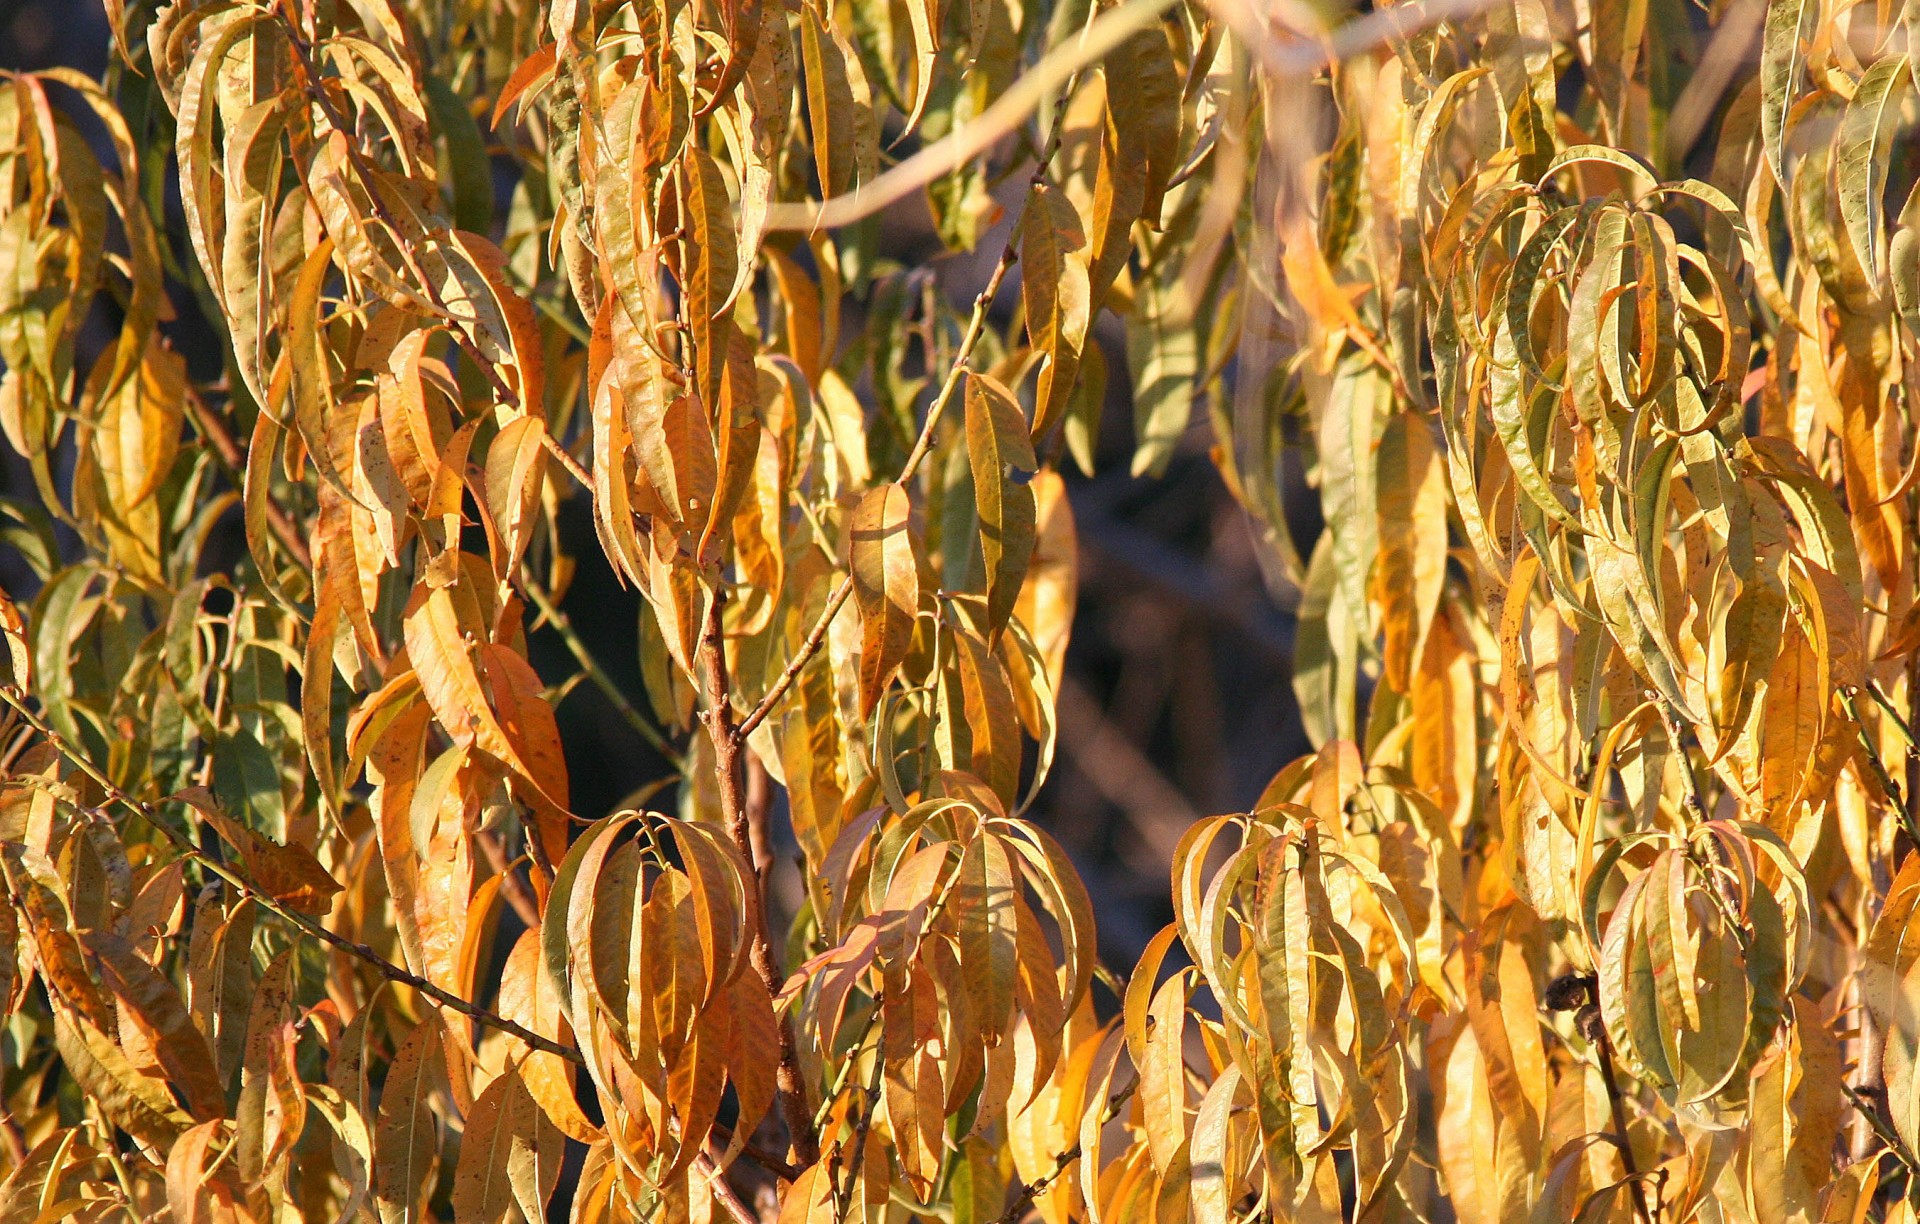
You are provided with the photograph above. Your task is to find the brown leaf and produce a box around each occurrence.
[174,788,342,916]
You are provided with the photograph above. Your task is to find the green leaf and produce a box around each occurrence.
[1760,0,1819,185]
[1834,54,1911,281]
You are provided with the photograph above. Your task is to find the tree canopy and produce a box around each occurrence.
[3,0,1920,1220]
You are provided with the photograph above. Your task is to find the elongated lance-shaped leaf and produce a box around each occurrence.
[965,372,1037,642]
[1835,54,1912,283]
[1760,0,1821,186]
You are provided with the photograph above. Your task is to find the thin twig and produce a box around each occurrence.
[1908,614,1920,851]
[895,239,1021,488]
[0,1108,24,1168]
[1585,1003,1652,1224]
[1655,699,1713,829]
[1055,675,1202,868]
[539,430,594,493]
[735,576,854,741]
[522,576,681,765]
[1908,501,1920,850]
[761,0,1181,232]
[707,1121,803,1182]
[698,1150,761,1224]
[736,75,1070,744]
[1840,1079,1920,1175]
[830,1042,886,1214]
[989,1081,1138,1224]
[1866,678,1917,745]
[1842,687,1919,843]
[183,392,312,569]
[1853,997,1886,1161]
[473,829,541,929]
[0,685,585,1066]
[730,250,1009,742]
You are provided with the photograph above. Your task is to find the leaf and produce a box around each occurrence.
[174,788,342,916]
[1374,410,1447,693]
[82,930,225,1122]
[702,333,764,566]
[955,831,1020,1044]
[801,5,860,199]
[1104,14,1182,229]
[682,144,742,413]
[235,950,305,1184]
[0,585,28,686]
[1141,969,1194,1170]
[965,372,1037,641]
[1318,355,1385,688]
[1835,54,1911,280]
[498,930,598,1142]
[1602,850,1754,1103]
[1462,901,1547,1161]
[951,1134,1007,1224]
[778,1162,837,1223]
[1190,1065,1246,1224]
[166,1120,250,1222]
[1487,0,1558,179]
[1759,0,1819,185]
[401,584,554,804]
[288,235,353,492]
[374,1018,446,1224]
[1711,576,1783,742]
[324,1001,377,1221]
[473,642,573,859]
[483,414,548,583]
[451,1070,521,1223]
[51,1001,191,1150]
[491,43,558,128]
[425,73,492,235]
[1126,247,1199,478]
[851,483,919,717]
[186,890,256,1090]
[504,1066,565,1223]
[954,629,1022,809]
[1023,184,1092,444]
[901,0,941,133]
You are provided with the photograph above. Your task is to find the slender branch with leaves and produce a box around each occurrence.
[7,0,1920,1220]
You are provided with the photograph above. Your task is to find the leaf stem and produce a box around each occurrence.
[0,684,585,1066]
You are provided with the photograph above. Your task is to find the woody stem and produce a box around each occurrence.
[700,592,818,1168]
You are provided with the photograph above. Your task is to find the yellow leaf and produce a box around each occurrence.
[851,484,919,717]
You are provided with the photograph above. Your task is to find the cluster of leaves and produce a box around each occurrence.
[4,0,1920,1219]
